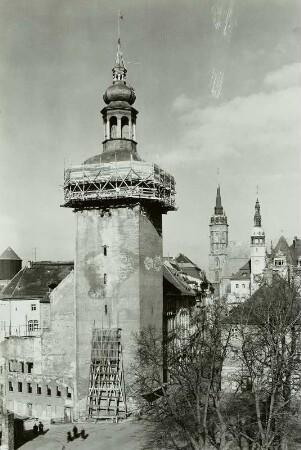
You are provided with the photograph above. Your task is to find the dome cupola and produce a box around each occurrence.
[103,38,136,106]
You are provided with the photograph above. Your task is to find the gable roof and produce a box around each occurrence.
[0,261,74,299]
[231,260,251,281]
[0,247,22,261]
[271,236,294,264]
[173,253,203,280]
[163,262,195,296]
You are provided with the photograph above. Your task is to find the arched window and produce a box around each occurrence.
[110,116,117,139]
[121,116,129,138]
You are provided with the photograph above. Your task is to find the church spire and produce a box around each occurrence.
[254,198,262,227]
[214,185,224,215]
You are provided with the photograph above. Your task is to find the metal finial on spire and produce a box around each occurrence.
[113,11,126,83]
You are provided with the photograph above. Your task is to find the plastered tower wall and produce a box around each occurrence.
[209,186,228,290]
[250,199,266,293]
[74,205,163,414]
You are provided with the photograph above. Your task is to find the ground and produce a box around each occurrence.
[18,419,150,450]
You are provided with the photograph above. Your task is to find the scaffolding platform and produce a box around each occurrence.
[86,328,127,420]
[62,160,176,212]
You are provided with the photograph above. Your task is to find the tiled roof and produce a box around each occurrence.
[163,262,195,296]
[0,261,74,299]
[226,276,301,325]
[0,247,22,261]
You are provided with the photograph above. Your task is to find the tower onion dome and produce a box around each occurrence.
[103,38,136,105]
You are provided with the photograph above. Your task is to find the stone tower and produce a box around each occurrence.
[209,185,228,292]
[250,199,266,293]
[63,40,176,417]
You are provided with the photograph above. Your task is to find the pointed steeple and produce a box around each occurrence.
[214,185,224,215]
[254,198,261,227]
[112,38,127,84]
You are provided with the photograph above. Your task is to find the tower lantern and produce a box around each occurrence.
[62,37,176,419]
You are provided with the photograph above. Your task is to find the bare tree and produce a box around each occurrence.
[131,299,232,450]
[226,273,301,450]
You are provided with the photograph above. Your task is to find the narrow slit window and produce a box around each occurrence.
[104,273,107,285]
[105,305,108,315]
[103,246,107,256]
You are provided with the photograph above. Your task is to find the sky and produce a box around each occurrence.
[0,0,300,272]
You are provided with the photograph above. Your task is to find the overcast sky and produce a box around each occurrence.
[0,0,300,271]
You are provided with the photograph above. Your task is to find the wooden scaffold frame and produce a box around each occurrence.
[86,328,127,420]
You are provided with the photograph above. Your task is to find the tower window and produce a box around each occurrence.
[104,273,107,285]
[27,383,32,394]
[105,304,108,315]
[37,384,41,395]
[121,116,129,138]
[18,382,22,392]
[9,381,13,392]
[66,387,72,398]
[56,386,61,397]
[103,245,107,256]
[47,385,51,396]
[274,258,284,267]
[110,116,117,139]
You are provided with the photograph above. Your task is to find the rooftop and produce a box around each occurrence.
[0,247,22,261]
[0,261,74,299]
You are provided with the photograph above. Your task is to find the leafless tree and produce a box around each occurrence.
[226,273,301,450]
[131,299,232,450]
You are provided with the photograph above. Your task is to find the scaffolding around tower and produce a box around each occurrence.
[86,328,127,420]
[62,160,176,212]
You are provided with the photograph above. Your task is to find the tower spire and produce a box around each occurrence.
[214,184,224,215]
[113,11,126,83]
[254,198,261,227]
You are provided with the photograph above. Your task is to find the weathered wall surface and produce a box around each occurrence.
[74,204,163,415]
[41,272,75,380]
[139,206,163,331]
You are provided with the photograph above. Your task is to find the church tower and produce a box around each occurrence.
[250,199,266,293]
[63,39,176,418]
[209,185,228,292]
